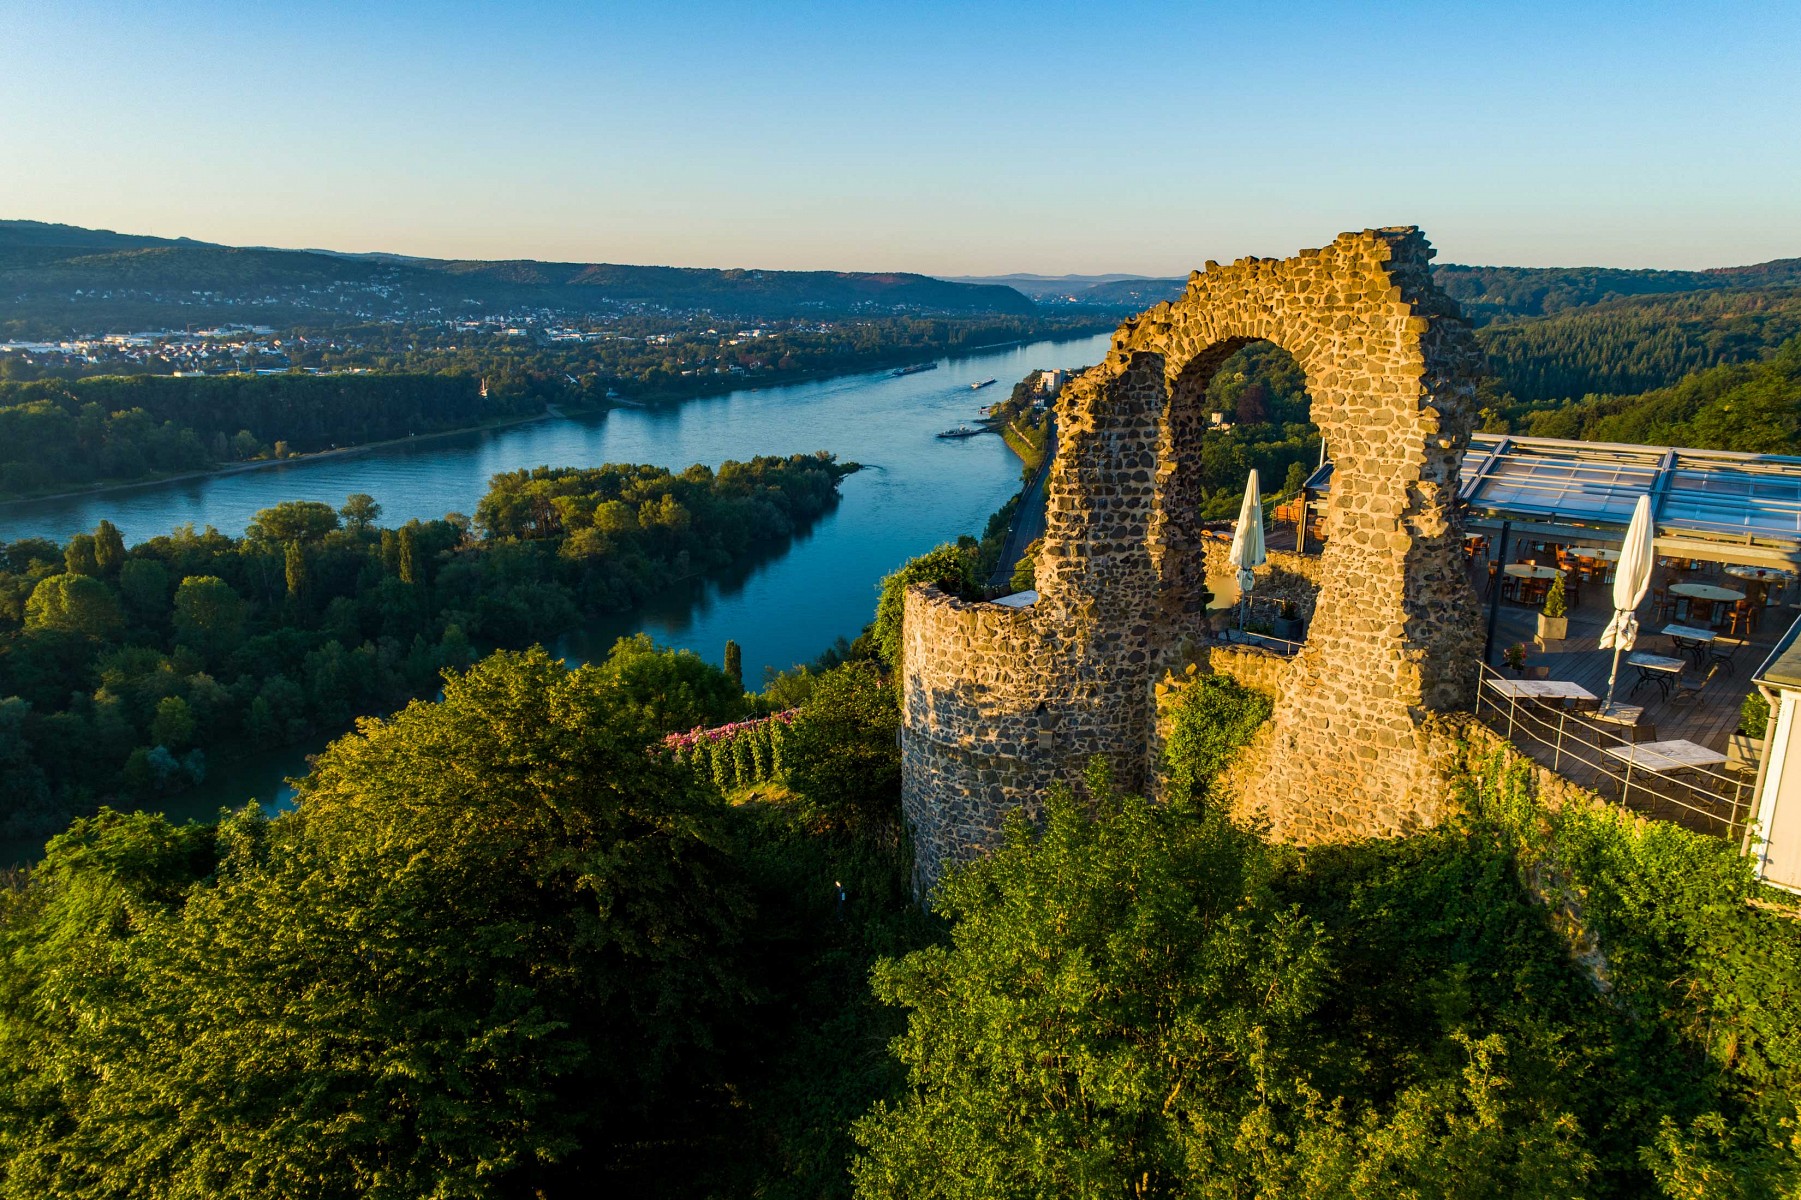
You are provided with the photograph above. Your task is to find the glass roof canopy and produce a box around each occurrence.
[1303,433,1801,566]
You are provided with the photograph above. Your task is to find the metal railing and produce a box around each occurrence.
[1473,661,1754,840]
[1218,627,1304,656]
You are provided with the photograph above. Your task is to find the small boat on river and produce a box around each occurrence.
[936,425,983,439]
[970,378,997,389]
[892,362,938,377]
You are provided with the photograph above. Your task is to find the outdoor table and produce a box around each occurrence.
[1626,651,1685,700]
[1725,565,1791,584]
[1504,564,1563,579]
[1485,678,1599,771]
[1591,702,1646,730]
[1572,547,1620,562]
[1670,582,1745,602]
[1725,565,1792,608]
[1603,738,1731,812]
[1485,679,1596,703]
[1662,623,1717,665]
[1669,581,1745,628]
[1604,738,1728,773]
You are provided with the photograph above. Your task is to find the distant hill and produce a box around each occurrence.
[1072,277,1188,308]
[945,273,1162,300]
[0,220,199,252]
[1068,259,1801,321]
[0,220,1036,331]
[1477,285,1801,401]
[1434,260,1801,322]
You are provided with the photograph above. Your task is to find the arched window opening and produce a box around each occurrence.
[1158,339,1323,651]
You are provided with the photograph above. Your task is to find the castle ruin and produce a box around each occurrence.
[900,228,1487,893]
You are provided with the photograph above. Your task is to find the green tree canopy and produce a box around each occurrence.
[782,662,901,828]
[338,492,382,532]
[853,773,1596,1200]
[591,633,747,735]
[0,649,753,1197]
[245,500,341,545]
[22,572,123,637]
[92,519,126,576]
[171,574,246,659]
[872,544,978,670]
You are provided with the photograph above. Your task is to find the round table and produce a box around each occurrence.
[1572,547,1619,562]
[1504,564,1563,580]
[1670,582,1745,602]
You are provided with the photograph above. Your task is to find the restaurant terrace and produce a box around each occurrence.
[1297,433,1801,869]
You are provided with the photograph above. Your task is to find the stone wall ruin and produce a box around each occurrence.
[900,228,1486,893]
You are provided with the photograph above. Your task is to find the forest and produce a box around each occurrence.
[0,452,854,842]
[1476,286,1801,402]
[0,219,1038,333]
[1497,332,1801,450]
[3,544,1800,1197]
[0,373,530,498]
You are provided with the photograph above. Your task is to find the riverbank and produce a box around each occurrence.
[1,320,1114,511]
[618,320,1115,405]
[0,406,560,509]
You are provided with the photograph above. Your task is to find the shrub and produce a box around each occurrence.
[872,544,978,669]
[1543,572,1568,618]
[1161,672,1274,808]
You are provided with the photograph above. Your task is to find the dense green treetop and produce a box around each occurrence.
[0,648,752,1198]
[1501,332,1801,451]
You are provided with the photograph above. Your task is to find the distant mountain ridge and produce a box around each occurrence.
[5,219,1796,334]
[0,220,1037,326]
[1065,257,1801,321]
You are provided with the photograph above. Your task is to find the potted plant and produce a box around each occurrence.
[1536,574,1569,643]
[1271,598,1303,640]
[1728,691,1770,774]
[1502,643,1528,675]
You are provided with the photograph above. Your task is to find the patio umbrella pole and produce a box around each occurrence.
[1603,644,1625,712]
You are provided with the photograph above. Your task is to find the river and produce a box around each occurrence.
[0,333,1111,842]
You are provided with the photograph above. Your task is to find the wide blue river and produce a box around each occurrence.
[0,333,1109,833]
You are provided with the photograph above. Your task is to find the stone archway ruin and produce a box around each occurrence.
[900,228,1487,893]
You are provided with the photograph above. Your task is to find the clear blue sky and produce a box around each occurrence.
[5,0,1797,274]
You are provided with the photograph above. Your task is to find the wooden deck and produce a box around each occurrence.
[1475,556,1795,838]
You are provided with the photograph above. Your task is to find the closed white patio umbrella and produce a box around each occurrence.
[1601,493,1656,711]
[1228,469,1266,630]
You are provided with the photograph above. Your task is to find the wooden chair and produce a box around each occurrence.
[1652,586,1673,622]
[1671,664,1718,705]
[1725,599,1758,637]
[1708,636,1744,676]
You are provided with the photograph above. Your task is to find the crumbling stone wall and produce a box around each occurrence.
[901,229,1485,894]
